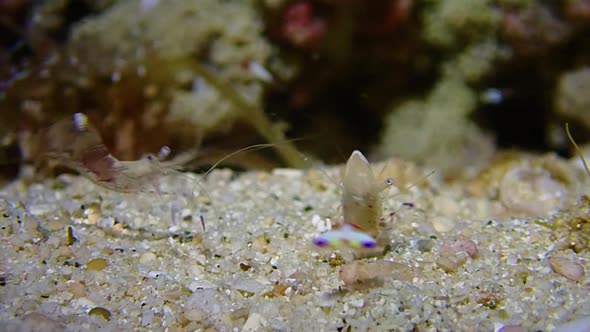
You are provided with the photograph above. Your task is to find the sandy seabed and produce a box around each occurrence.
[1,156,589,332]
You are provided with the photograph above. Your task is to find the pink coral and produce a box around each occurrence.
[282,1,328,48]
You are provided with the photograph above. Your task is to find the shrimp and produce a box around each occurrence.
[341,150,394,236]
[313,150,395,249]
[42,112,288,199]
[40,113,189,194]
[36,113,295,239]
[313,150,432,250]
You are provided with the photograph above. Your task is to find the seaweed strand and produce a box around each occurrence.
[190,61,306,168]
[566,123,590,177]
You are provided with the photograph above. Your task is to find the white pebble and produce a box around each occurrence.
[349,298,365,308]
[139,252,157,264]
[312,215,330,232]
[311,214,321,226]
[74,297,96,311]
[272,168,301,178]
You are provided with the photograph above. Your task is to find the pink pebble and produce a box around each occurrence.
[548,257,585,282]
[440,239,479,259]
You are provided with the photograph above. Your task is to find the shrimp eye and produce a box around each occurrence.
[158,146,171,160]
[385,178,394,186]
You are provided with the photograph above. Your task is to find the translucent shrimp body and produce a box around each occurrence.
[313,150,393,249]
[341,150,392,237]
[42,113,189,194]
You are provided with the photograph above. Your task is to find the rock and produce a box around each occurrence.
[548,257,585,282]
[242,312,267,332]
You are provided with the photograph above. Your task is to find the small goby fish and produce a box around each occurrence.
[313,224,377,249]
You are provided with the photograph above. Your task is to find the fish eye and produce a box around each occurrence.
[385,178,394,186]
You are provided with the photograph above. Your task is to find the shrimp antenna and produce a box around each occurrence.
[376,157,435,189]
[380,168,435,205]
[192,139,303,222]
[401,170,435,193]
[200,139,304,179]
[566,123,590,178]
